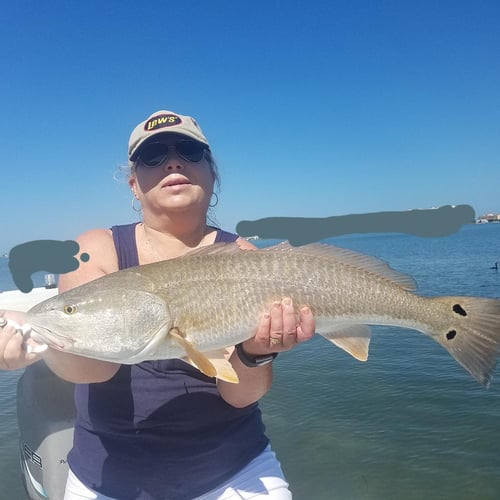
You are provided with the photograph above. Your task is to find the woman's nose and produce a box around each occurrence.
[164,162,184,171]
[163,151,185,171]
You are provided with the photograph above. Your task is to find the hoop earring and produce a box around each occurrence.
[132,197,142,213]
[209,192,219,208]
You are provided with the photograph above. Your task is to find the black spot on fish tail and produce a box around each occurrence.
[453,304,468,317]
[446,330,457,340]
[432,297,500,387]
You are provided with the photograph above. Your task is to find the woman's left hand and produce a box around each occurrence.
[243,298,315,355]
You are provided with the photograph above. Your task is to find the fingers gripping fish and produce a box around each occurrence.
[0,316,47,354]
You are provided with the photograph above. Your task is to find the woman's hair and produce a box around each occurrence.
[202,150,221,227]
[204,149,221,194]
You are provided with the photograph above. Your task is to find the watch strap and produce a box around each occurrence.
[235,343,278,367]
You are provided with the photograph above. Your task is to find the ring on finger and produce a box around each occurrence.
[0,317,7,328]
[269,337,281,345]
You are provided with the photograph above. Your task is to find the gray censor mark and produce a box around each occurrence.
[7,205,475,293]
[236,205,475,246]
[8,240,90,293]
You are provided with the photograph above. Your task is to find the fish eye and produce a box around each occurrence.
[63,305,77,315]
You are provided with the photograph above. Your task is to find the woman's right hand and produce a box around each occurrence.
[0,310,41,370]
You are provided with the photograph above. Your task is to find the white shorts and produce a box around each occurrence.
[64,445,292,500]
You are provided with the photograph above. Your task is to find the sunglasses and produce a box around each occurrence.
[136,140,208,167]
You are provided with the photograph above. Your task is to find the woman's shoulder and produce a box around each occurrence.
[211,227,256,249]
[76,228,114,253]
[71,228,118,277]
[235,237,257,250]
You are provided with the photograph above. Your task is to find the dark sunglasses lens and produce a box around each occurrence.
[176,141,206,162]
[139,143,169,167]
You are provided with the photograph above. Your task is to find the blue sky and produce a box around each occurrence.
[1,0,499,253]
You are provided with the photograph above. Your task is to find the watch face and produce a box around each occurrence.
[254,355,275,366]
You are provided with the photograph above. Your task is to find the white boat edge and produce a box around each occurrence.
[0,287,58,312]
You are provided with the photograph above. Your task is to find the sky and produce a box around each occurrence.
[1,0,499,253]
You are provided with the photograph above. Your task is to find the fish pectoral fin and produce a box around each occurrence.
[169,330,238,383]
[321,324,371,361]
[170,329,217,379]
[204,349,239,384]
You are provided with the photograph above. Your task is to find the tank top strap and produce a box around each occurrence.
[213,228,239,243]
[111,223,140,270]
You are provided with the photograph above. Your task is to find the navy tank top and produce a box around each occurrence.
[68,223,269,500]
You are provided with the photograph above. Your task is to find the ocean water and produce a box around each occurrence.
[1,224,499,499]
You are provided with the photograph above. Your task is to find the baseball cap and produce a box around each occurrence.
[128,110,210,161]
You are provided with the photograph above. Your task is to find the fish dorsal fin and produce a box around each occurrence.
[179,240,415,291]
[320,324,371,361]
[169,328,239,383]
[263,242,416,291]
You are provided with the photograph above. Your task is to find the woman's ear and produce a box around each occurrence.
[128,175,137,197]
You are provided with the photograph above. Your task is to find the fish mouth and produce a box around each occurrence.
[29,324,74,351]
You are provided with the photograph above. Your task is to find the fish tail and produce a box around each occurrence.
[430,296,500,387]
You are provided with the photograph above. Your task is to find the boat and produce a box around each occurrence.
[0,287,75,500]
[0,287,57,310]
[18,360,75,499]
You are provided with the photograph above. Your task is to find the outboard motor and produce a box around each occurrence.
[17,362,75,499]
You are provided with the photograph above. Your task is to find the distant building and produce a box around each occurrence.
[476,213,500,223]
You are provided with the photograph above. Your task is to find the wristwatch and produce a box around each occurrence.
[235,343,278,367]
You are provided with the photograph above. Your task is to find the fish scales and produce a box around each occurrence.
[141,251,402,340]
[26,242,500,386]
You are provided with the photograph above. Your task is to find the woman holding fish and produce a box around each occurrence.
[0,109,315,499]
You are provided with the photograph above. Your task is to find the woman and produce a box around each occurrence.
[0,109,315,499]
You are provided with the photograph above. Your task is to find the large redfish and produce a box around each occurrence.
[26,242,500,386]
